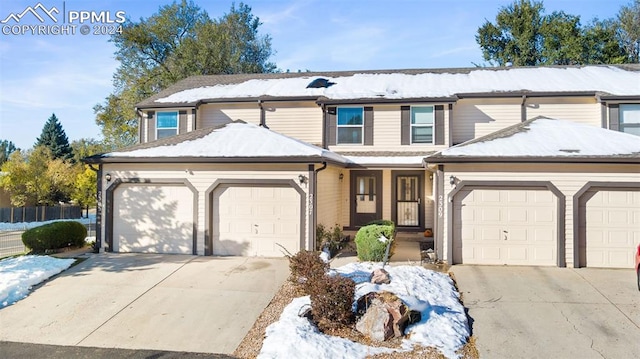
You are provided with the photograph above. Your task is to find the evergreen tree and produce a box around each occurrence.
[0,140,18,165]
[35,113,73,160]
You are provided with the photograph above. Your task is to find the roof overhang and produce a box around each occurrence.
[456,91,599,99]
[316,96,458,105]
[84,155,348,166]
[424,156,640,164]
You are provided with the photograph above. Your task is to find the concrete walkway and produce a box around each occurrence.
[451,265,640,359]
[0,253,289,355]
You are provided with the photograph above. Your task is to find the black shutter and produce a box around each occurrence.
[147,111,155,141]
[326,107,337,146]
[401,106,410,145]
[364,107,374,145]
[192,109,197,130]
[179,110,187,134]
[608,104,619,131]
[138,113,144,144]
[435,105,444,145]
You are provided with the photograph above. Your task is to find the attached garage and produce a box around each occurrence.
[453,188,558,266]
[110,181,197,254]
[211,184,303,257]
[577,185,640,268]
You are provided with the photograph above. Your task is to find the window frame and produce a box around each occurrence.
[410,105,435,144]
[156,111,179,140]
[336,106,364,145]
[619,104,640,136]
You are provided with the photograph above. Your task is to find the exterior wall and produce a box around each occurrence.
[316,165,345,230]
[100,163,310,256]
[439,163,640,267]
[526,97,601,126]
[452,98,521,145]
[329,104,451,153]
[198,104,261,128]
[264,101,323,146]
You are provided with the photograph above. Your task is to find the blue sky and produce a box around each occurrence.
[0,0,630,150]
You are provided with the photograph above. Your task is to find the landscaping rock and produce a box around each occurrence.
[355,291,412,342]
[370,268,391,284]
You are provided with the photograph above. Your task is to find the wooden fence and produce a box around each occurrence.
[0,205,82,223]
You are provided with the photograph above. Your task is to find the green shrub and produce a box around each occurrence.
[22,221,87,252]
[310,274,356,331]
[355,223,395,262]
[316,223,346,256]
[288,250,329,294]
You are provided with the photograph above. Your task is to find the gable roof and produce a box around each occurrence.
[426,117,640,164]
[84,121,348,165]
[137,65,640,108]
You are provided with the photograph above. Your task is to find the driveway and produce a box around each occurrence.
[450,266,640,359]
[0,253,289,355]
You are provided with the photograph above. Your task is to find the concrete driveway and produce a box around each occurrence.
[0,253,289,355]
[450,266,640,359]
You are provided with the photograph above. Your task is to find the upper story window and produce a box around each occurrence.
[411,106,434,144]
[620,104,640,136]
[157,111,178,139]
[337,107,363,144]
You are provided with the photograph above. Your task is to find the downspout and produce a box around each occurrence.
[309,162,328,251]
[88,164,102,253]
[521,95,527,122]
[259,100,268,128]
[318,102,327,148]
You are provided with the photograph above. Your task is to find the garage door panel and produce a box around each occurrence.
[113,185,193,254]
[585,190,639,268]
[213,185,300,257]
[454,188,557,266]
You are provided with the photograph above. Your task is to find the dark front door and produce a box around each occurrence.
[393,172,424,228]
[350,170,382,227]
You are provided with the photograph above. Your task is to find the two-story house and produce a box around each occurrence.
[85,65,640,269]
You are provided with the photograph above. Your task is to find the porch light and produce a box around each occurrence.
[339,173,344,181]
[449,175,456,186]
[105,173,112,182]
[298,174,307,184]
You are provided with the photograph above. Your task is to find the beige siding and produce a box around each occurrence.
[453,98,521,144]
[424,174,434,230]
[382,170,392,220]
[264,102,323,145]
[526,97,601,126]
[101,163,310,256]
[441,163,640,267]
[317,166,345,231]
[198,104,260,128]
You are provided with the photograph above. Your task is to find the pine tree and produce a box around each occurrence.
[35,113,73,160]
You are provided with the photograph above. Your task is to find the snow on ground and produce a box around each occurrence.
[258,262,470,359]
[0,214,96,232]
[0,255,74,308]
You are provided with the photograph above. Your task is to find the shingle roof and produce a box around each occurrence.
[426,116,640,163]
[136,64,640,108]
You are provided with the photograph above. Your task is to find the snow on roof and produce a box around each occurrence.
[103,122,348,163]
[434,117,640,158]
[154,66,640,104]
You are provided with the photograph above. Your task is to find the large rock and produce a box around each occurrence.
[355,291,411,341]
[370,268,391,284]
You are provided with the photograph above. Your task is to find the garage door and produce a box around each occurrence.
[113,184,194,254]
[213,185,301,257]
[584,190,640,268]
[453,189,557,265]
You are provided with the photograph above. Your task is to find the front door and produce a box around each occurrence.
[393,172,424,228]
[350,170,382,227]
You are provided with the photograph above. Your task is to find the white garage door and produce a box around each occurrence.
[454,189,557,266]
[585,190,640,268]
[113,184,194,254]
[213,185,300,257]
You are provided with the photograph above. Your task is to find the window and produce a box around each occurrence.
[337,107,363,144]
[411,106,434,143]
[620,104,640,136]
[156,112,178,139]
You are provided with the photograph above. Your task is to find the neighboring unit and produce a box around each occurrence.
[85,65,640,268]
